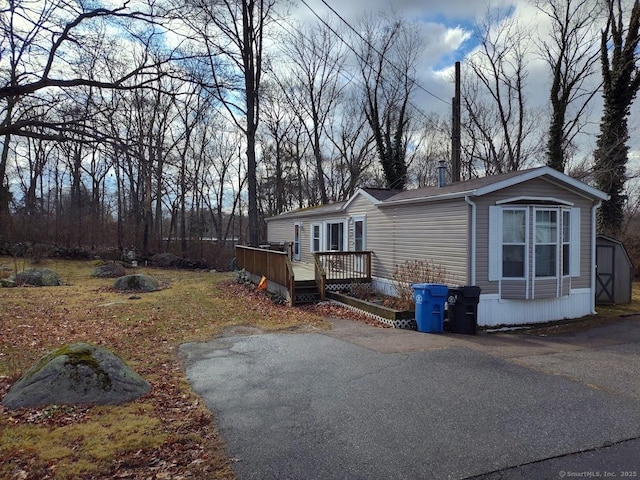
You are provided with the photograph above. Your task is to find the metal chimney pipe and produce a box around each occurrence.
[438,160,447,187]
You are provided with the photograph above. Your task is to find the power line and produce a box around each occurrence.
[308,0,451,106]
[270,11,438,128]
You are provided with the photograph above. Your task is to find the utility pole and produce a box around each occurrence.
[451,61,461,183]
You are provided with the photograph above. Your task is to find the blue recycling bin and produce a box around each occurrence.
[412,283,449,333]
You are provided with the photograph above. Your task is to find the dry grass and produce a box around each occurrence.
[0,257,329,479]
[523,281,640,336]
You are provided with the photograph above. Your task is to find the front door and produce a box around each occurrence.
[293,223,302,261]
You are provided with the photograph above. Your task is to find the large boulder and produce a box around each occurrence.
[92,262,127,278]
[151,252,185,268]
[113,274,160,292]
[1,343,150,409]
[9,268,61,286]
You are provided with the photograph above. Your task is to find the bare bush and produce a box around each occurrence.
[348,282,376,301]
[392,260,448,309]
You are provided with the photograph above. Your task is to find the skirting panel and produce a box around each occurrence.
[328,300,416,330]
[477,288,593,327]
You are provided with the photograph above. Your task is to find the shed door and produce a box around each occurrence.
[596,245,615,304]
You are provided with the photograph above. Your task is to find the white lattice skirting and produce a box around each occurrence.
[328,300,416,329]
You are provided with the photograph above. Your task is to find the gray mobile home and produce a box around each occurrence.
[264,166,609,327]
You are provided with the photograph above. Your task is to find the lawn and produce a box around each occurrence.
[1,257,638,478]
[0,257,330,479]
[524,281,640,335]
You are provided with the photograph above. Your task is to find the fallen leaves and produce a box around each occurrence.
[0,258,380,479]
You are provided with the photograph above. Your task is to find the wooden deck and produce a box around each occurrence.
[236,246,372,305]
[292,260,369,283]
[292,262,316,281]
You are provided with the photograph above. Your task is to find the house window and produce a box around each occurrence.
[502,209,526,278]
[293,223,301,261]
[311,224,321,253]
[535,209,558,277]
[325,221,345,251]
[354,218,365,251]
[489,204,581,298]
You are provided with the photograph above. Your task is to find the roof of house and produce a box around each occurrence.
[380,166,608,206]
[265,200,347,221]
[266,166,608,221]
[361,187,402,201]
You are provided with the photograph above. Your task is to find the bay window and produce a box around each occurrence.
[489,203,581,299]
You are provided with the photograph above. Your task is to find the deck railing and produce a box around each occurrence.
[314,251,372,282]
[314,254,327,301]
[235,245,295,305]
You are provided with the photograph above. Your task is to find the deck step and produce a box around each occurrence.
[294,281,321,304]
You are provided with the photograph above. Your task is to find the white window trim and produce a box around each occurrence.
[496,196,574,206]
[570,207,581,277]
[533,207,560,280]
[323,219,348,251]
[489,206,529,281]
[352,215,366,252]
[293,222,302,261]
[310,223,321,253]
[489,204,582,299]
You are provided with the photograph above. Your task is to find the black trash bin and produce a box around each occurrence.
[447,286,481,334]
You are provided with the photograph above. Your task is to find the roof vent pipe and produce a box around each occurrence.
[438,160,447,187]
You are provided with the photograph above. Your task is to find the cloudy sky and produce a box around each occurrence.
[295,0,540,102]
[292,0,640,172]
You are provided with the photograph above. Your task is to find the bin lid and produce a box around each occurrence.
[457,285,481,297]
[412,282,447,289]
[412,283,448,296]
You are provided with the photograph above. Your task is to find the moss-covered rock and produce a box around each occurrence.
[113,274,160,292]
[151,253,182,268]
[9,268,61,286]
[1,343,151,409]
[93,262,127,278]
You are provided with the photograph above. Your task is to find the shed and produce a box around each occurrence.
[596,235,634,305]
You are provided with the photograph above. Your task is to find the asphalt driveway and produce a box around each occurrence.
[180,318,640,479]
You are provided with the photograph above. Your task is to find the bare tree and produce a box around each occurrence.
[0,0,177,237]
[327,94,377,198]
[277,20,346,204]
[463,8,542,174]
[534,0,604,172]
[355,12,422,190]
[259,81,296,215]
[184,0,275,246]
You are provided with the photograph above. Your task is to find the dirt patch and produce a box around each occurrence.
[519,312,640,336]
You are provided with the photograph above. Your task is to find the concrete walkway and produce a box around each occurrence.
[181,317,640,479]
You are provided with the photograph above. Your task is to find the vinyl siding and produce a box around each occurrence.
[534,278,558,299]
[267,213,348,263]
[267,218,293,245]
[502,280,527,299]
[342,196,393,277]
[377,200,469,285]
[475,177,595,296]
[268,194,469,285]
